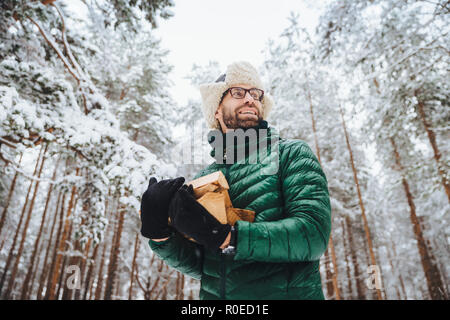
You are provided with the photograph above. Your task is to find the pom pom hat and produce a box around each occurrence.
[198,61,274,129]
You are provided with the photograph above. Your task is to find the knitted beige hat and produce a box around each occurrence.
[198,61,274,129]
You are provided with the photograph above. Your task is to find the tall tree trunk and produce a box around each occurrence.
[178,273,185,300]
[128,232,140,299]
[36,192,66,300]
[43,193,66,299]
[339,104,383,300]
[341,218,353,298]
[175,272,180,300]
[21,154,60,298]
[4,143,49,299]
[114,272,121,298]
[94,193,114,300]
[56,240,71,300]
[36,157,69,299]
[147,254,158,297]
[29,191,61,299]
[188,278,196,300]
[73,239,92,300]
[390,137,446,300]
[175,272,184,300]
[83,243,99,300]
[103,204,119,299]
[104,200,126,300]
[391,241,407,299]
[327,233,340,300]
[414,90,450,203]
[0,153,23,239]
[345,215,366,299]
[306,77,341,300]
[418,214,447,299]
[28,245,42,299]
[46,166,80,300]
[323,248,335,298]
[0,145,45,298]
[94,240,108,300]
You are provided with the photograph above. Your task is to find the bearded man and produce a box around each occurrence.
[140,61,332,300]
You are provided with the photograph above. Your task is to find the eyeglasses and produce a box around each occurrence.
[225,87,264,101]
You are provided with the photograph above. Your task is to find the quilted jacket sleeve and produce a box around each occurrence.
[234,140,331,263]
[149,231,204,280]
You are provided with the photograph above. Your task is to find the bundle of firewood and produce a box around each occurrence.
[139,172,255,241]
[186,171,255,226]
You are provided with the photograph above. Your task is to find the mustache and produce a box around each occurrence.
[236,104,260,114]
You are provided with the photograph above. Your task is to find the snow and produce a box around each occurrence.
[0,0,447,301]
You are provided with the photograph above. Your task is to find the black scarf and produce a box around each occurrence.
[207,120,273,163]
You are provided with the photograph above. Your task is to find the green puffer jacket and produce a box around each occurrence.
[149,123,331,300]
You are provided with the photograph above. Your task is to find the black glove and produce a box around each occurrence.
[168,185,231,252]
[140,176,185,239]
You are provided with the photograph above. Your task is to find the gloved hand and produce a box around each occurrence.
[168,185,231,251]
[140,176,185,239]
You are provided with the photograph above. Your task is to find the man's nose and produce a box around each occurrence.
[243,91,255,103]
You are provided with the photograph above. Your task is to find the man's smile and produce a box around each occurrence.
[237,107,259,120]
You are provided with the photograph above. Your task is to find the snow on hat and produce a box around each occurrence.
[198,61,274,129]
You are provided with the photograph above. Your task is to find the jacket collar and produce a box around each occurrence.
[207,120,275,163]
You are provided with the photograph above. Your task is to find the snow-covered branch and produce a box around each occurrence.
[26,14,81,84]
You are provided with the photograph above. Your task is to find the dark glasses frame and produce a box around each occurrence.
[222,87,265,102]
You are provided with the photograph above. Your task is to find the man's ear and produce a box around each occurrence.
[215,105,229,133]
[215,106,223,120]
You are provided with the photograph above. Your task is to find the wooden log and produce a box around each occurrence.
[192,183,219,199]
[228,208,255,225]
[197,192,227,224]
[187,171,229,191]
[187,171,255,226]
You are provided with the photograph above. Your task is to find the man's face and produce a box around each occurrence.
[216,83,263,130]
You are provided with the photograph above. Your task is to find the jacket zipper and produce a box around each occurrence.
[220,253,226,299]
[220,153,231,299]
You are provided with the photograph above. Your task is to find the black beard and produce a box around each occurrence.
[223,111,263,129]
[224,116,263,129]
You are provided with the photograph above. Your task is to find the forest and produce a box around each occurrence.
[0,0,448,300]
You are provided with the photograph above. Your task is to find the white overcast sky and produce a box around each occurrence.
[153,0,322,106]
[65,0,323,106]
